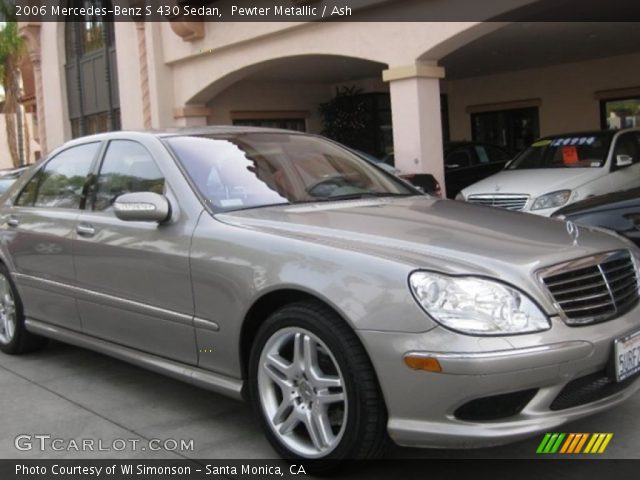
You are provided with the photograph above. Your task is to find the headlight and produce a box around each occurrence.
[409,271,550,335]
[455,192,465,201]
[531,190,571,211]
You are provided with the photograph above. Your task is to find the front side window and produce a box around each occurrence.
[166,133,414,212]
[613,132,640,165]
[15,143,99,209]
[508,134,613,170]
[93,140,165,212]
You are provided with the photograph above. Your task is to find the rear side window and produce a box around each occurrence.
[446,149,472,169]
[613,132,640,164]
[15,143,99,208]
[92,140,165,212]
[484,145,512,163]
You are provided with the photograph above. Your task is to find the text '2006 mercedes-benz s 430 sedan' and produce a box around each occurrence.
[1,127,639,461]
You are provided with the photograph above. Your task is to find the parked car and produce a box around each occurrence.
[1,128,639,463]
[443,141,512,198]
[458,128,640,216]
[382,141,511,198]
[0,166,29,195]
[553,187,640,247]
[351,148,442,197]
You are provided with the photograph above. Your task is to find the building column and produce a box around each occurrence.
[383,63,446,195]
[19,22,47,155]
[173,105,211,127]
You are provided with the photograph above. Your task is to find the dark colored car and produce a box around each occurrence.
[444,141,512,198]
[383,142,512,198]
[351,148,442,197]
[553,187,640,247]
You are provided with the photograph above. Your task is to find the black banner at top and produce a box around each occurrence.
[10,0,640,22]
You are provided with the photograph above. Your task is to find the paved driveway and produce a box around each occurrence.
[1,341,638,460]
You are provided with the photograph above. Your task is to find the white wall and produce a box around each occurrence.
[207,80,334,132]
[446,52,640,141]
[39,22,70,151]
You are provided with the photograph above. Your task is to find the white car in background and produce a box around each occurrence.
[457,128,640,216]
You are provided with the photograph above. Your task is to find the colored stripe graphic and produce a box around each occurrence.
[538,433,613,454]
[536,433,565,453]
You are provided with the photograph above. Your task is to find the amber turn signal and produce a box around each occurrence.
[404,355,442,372]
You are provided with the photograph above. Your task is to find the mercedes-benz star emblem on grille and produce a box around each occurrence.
[566,221,580,245]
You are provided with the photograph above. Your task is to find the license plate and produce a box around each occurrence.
[614,329,640,382]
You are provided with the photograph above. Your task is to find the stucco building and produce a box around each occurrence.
[17,0,640,193]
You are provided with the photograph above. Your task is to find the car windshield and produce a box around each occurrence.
[508,133,612,170]
[166,132,415,211]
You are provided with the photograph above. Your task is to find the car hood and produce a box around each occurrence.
[461,168,604,198]
[216,196,626,279]
[555,187,640,217]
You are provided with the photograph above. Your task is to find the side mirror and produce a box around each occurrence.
[616,154,634,168]
[113,192,171,223]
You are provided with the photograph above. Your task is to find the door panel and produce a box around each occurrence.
[73,140,197,364]
[4,143,99,330]
[7,208,80,330]
[607,132,640,193]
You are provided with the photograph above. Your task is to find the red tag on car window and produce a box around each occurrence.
[562,146,579,164]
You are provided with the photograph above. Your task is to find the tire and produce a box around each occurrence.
[0,264,47,355]
[248,300,388,463]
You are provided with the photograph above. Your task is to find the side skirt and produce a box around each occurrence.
[24,318,244,400]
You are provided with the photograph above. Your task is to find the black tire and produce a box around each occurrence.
[248,300,388,464]
[0,264,47,355]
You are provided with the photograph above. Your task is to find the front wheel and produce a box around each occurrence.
[0,265,47,355]
[249,301,388,461]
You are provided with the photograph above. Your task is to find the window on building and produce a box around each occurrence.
[471,107,539,154]
[232,118,307,132]
[65,0,120,138]
[440,94,450,144]
[601,97,640,130]
[15,143,99,209]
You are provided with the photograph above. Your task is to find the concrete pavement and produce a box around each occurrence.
[1,340,638,460]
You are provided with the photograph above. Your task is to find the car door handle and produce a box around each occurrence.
[6,215,19,227]
[76,223,96,237]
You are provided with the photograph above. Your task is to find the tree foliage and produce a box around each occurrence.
[0,0,28,166]
[319,86,369,150]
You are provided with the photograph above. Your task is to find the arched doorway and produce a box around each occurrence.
[65,0,120,138]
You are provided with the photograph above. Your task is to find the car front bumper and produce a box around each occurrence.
[357,304,640,449]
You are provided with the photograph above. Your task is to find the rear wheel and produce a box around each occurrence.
[249,301,388,462]
[0,265,47,355]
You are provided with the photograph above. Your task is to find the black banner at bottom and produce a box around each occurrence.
[0,459,638,480]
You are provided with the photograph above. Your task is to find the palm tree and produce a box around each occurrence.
[0,0,29,166]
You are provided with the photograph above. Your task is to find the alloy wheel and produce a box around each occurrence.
[257,327,347,458]
[0,275,17,345]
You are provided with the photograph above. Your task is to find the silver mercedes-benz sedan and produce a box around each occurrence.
[1,127,639,461]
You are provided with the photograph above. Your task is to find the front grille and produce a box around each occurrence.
[550,370,639,411]
[466,194,528,211]
[540,251,639,325]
